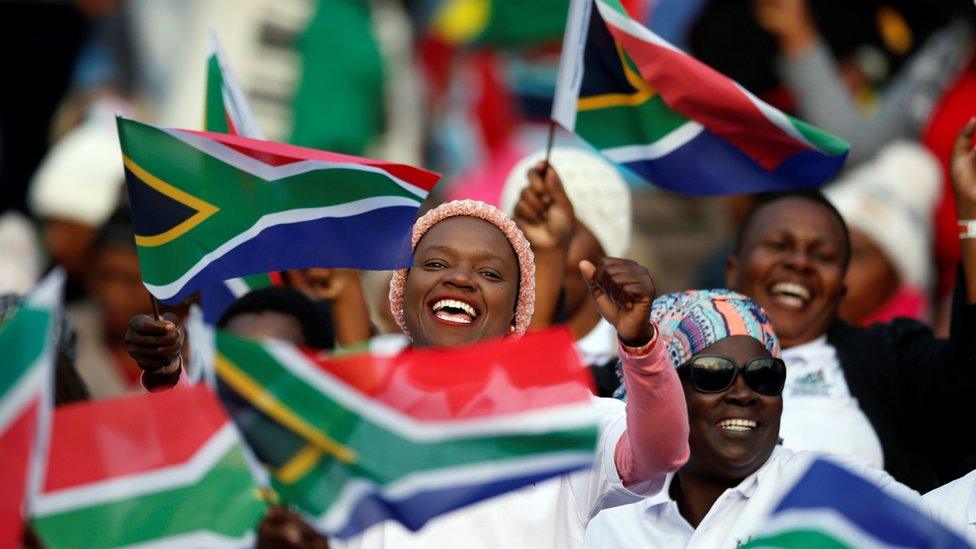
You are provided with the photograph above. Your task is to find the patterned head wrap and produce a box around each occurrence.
[615,289,779,400]
[389,200,536,338]
[652,289,780,369]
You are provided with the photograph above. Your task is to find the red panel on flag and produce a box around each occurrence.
[605,19,810,171]
[0,400,40,547]
[43,386,229,492]
[177,128,442,192]
[300,328,594,421]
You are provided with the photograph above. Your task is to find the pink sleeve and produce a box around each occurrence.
[613,327,689,488]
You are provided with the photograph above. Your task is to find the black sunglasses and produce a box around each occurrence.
[678,355,786,396]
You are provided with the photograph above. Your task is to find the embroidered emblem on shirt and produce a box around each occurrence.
[788,369,831,397]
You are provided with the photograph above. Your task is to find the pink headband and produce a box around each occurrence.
[389,200,536,338]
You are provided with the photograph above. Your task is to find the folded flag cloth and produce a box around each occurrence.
[552,0,849,195]
[117,116,440,304]
[744,458,971,548]
[213,327,599,538]
[198,30,289,323]
[0,271,61,548]
[30,385,266,548]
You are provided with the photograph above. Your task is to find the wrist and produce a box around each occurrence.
[619,323,656,349]
[959,219,976,239]
[619,324,657,354]
[956,203,976,220]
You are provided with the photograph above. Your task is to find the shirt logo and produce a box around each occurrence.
[788,369,831,397]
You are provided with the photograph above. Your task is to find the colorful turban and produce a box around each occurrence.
[389,200,536,338]
[615,289,779,400]
[652,289,780,369]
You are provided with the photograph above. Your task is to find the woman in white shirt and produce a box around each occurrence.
[589,289,918,548]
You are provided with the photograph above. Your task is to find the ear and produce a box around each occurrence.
[724,256,739,288]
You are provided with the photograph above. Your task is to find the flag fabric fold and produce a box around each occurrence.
[205,28,262,139]
[743,459,972,548]
[552,0,849,195]
[0,272,61,548]
[213,328,599,539]
[30,385,266,548]
[117,116,441,303]
[200,30,285,323]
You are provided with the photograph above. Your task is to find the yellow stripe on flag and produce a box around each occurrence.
[577,45,656,111]
[124,155,219,247]
[215,353,358,464]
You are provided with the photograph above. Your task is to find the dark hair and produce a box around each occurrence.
[733,190,851,267]
[92,206,136,252]
[216,287,334,350]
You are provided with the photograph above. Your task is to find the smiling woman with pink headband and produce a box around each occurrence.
[333,189,689,547]
[122,182,689,547]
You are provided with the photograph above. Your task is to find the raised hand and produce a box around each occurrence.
[512,161,575,252]
[287,268,357,301]
[579,258,656,347]
[951,117,976,219]
[124,313,183,376]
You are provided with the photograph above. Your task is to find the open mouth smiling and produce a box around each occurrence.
[429,297,480,326]
[716,418,760,432]
[768,281,812,310]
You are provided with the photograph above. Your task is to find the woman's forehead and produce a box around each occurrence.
[746,198,847,244]
[696,336,770,361]
[417,217,516,261]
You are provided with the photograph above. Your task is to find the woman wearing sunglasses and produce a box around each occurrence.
[586,290,918,547]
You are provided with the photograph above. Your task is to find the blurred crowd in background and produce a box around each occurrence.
[2,0,975,400]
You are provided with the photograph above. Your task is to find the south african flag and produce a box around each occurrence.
[117,116,440,304]
[552,0,849,195]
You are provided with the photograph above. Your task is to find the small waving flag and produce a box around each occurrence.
[200,30,284,323]
[0,272,61,548]
[743,459,971,548]
[30,386,266,548]
[205,29,262,139]
[552,0,849,195]
[117,116,440,304]
[214,328,598,538]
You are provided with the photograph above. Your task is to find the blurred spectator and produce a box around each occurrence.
[0,211,41,295]
[67,209,151,398]
[825,142,942,325]
[28,107,124,301]
[753,0,971,165]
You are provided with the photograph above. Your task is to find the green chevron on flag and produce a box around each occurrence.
[199,29,283,323]
[117,115,441,304]
[30,386,266,548]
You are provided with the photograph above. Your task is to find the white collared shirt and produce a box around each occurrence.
[921,470,976,544]
[332,398,658,549]
[584,447,919,549]
[780,336,885,468]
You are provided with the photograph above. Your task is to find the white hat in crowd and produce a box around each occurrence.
[825,141,942,289]
[499,147,632,258]
[28,115,124,227]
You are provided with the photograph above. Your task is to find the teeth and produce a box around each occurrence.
[718,419,757,431]
[771,282,811,301]
[432,299,477,318]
